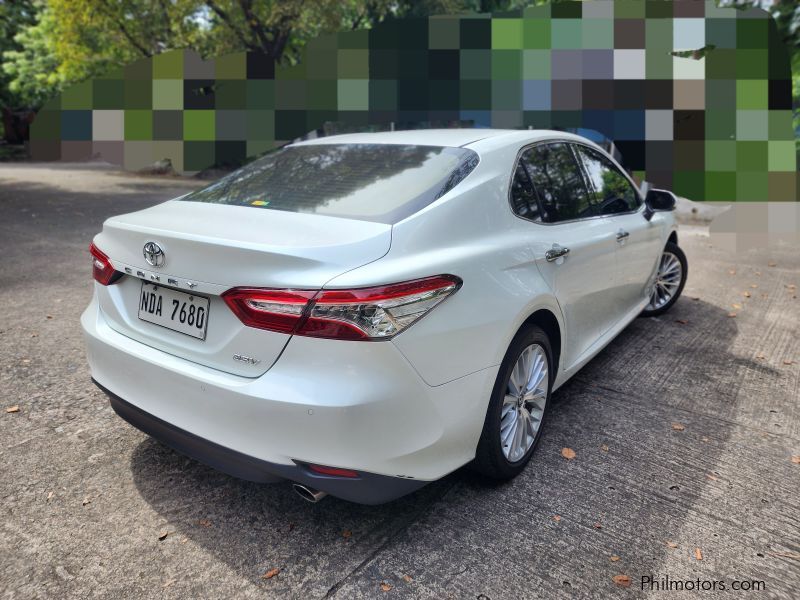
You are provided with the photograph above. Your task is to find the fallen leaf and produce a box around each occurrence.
[706,473,718,481]
[262,568,280,580]
[380,582,392,592]
[732,303,742,310]
[743,291,751,298]
[791,456,800,464]
[612,574,631,587]
[783,360,794,365]
[198,518,212,528]
[158,530,169,541]
[553,515,562,522]
[610,555,620,562]
[601,444,609,452]
[561,447,576,460]
[768,551,800,560]
[727,312,737,318]
[666,541,679,548]
[675,319,688,325]
[82,497,91,506]
[768,262,777,267]
[672,423,685,431]
[342,529,352,539]
[694,548,703,560]
[5,405,19,413]
[402,574,413,583]
[593,522,602,529]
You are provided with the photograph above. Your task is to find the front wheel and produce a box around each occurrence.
[471,324,552,480]
[641,242,687,317]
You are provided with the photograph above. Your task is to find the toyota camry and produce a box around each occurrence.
[82,129,687,504]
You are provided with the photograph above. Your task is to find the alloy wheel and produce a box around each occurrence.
[648,251,683,311]
[500,343,548,462]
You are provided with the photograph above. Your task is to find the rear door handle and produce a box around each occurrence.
[545,245,570,262]
[616,229,630,241]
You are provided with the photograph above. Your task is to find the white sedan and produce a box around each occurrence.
[82,129,687,504]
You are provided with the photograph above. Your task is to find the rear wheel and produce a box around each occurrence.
[472,324,552,480]
[641,242,687,317]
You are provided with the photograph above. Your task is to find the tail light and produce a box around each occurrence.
[222,275,460,340]
[221,289,317,334]
[89,243,122,285]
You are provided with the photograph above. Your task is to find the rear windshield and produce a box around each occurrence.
[181,143,479,224]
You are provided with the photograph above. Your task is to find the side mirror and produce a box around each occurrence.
[643,188,677,221]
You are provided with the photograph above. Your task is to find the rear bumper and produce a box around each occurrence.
[96,379,424,504]
[82,297,496,503]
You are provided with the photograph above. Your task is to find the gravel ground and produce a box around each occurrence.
[1,163,799,600]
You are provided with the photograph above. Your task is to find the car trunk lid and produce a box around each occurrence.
[92,200,392,377]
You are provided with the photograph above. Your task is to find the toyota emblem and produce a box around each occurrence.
[143,241,165,267]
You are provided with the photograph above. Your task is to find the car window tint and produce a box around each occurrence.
[182,144,479,225]
[574,145,641,215]
[520,143,594,223]
[510,161,541,221]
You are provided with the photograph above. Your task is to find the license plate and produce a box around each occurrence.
[138,282,209,340]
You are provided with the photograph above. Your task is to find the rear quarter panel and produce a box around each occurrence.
[325,146,566,387]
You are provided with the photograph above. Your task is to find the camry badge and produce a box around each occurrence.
[233,354,260,365]
[143,241,165,268]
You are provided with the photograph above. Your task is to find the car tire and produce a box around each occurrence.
[640,242,687,318]
[471,324,553,480]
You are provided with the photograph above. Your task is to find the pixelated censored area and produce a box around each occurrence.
[30,1,797,201]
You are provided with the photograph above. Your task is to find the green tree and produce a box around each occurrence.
[2,5,62,109]
[0,0,37,108]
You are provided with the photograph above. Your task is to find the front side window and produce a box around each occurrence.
[573,145,641,216]
[518,143,594,224]
[182,143,479,225]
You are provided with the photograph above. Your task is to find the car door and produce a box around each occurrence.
[572,144,663,318]
[512,142,620,368]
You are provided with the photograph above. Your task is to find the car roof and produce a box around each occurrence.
[290,128,589,150]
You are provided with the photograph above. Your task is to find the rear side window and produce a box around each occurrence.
[517,143,594,223]
[182,143,479,224]
[573,145,641,215]
[510,162,541,221]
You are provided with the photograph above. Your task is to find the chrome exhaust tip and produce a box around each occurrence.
[293,483,328,503]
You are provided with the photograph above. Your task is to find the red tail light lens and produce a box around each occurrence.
[89,243,122,286]
[221,288,317,334]
[222,275,461,340]
[307,464,359,478]
[299,275,461,340]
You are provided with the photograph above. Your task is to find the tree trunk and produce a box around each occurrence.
[1,107,35,145]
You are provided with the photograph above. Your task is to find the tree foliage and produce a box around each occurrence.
[0,0,797,141]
